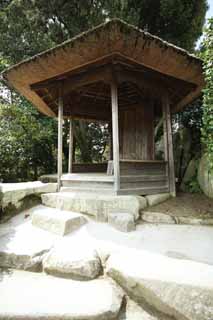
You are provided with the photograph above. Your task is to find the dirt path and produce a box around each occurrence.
[149,192,213,218]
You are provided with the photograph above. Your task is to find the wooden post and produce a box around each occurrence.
[68,118,74,173]
[162,94,176,196]
[57,92,63,191]
[108,122,113,160]
[111,81,120,193]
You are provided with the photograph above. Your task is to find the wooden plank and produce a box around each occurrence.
[118,186,169,196]
[57,92,63,191]
[120,175,167,182]
[162,94,176,196]
[111,80,120,192]
[120,159,166,163]
[68,119,74,173]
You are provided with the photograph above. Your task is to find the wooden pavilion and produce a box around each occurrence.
[1,19,204,196]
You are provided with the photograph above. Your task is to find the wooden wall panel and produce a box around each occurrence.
[119,102,154,160]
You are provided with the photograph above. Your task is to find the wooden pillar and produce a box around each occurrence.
[162,94,176,196]
[111,81,120,192]
[108,122,113,160]
[57,93,63,191]
[68,118,74,173]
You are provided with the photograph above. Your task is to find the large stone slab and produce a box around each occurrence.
[32,207,87,235]
[0,217,52,272]
[108,212,136,232]
[145,193,170,207]
[106,249,213,320]
[141,211,176,224]
[1,181,57,209]
[42,192,147,221]
[0,269,124,320]
[43,241,102,280]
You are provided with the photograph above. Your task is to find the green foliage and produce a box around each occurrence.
[73,122,109,163]
[0,0,208,65]
[201,18,213,170]
[0,102,57,182]
[174,98,203,159]
[104,0,208,51]
[185,176,202,194]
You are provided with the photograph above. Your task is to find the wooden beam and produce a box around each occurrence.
[162,94,176,196]
[31,64,113,94]
[57,91,63,191]
[111,80,120,192]
[68,118,74,173]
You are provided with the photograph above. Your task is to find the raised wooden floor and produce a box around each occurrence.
[60,172,169,195]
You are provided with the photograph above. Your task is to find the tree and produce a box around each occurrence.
[0,101,57,182]
[201,18,213,169]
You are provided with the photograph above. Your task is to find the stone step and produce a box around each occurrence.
[43,241,102,280]
[106,249,213,320]
[41,192,147,221]
[0,269,123,320]
[60,187,115,195]
[32,206,87,235]
[0,209,54,271]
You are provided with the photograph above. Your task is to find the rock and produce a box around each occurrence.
[180,158,197,191]
[43,241,102,280]
[0,250,45,272]
[198,154,213,199]
[106,249,213,320]
[0,269,124,320]
[0,229,50,272]
[121,298,160,320]
[141,211,176,224]
[108,212,136,232]
[42,192,147,220]
[1,181,57,209]
[173,127,192,182]
[145,193,170,207]
[177,216,213,225]
[32,207,87,236]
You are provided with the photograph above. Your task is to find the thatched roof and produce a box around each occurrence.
[1,18,204,119]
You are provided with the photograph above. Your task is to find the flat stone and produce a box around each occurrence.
[108,212,136,232]
[1,181,57,209]
[121,298,161,320]
[42,192,147,221]
[43,241,102,280]
[141,211,176,224]
[0,218,52,271]
[177,216,213,226]
[0,269,124,320]
[146,193,170,207]
[106,249,213,320]
[32,207,87,235]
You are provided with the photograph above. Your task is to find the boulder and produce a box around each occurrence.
[108,212,136,232]
[180,158,197,191]
[141,211,176,224]
[145,193,170,207]
[32,207,87,236]
[43,242,102,280]
[106,249,213,320]
[0,269,124,320]
[1,181,57,209]
[42,192,147,220]
[198,154,213,198]
[0,227,51,272]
